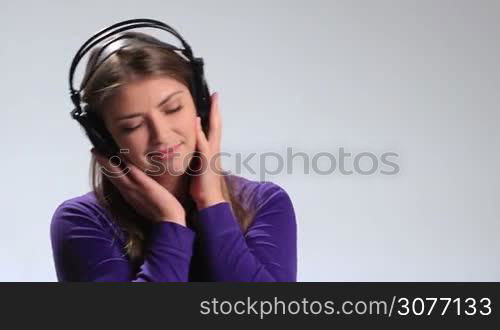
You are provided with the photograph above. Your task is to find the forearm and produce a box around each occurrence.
[194,202,296,282]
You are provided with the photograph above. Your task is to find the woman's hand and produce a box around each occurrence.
[189,92,226,210]
[92,150,187,226]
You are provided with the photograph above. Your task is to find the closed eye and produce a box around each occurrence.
[163,105,182,114]
[122,123,143,132]
[121,106,183,133]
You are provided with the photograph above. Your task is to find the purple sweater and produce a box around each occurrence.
[50,175,297,282]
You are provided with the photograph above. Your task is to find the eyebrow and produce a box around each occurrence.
[115,90,184,121]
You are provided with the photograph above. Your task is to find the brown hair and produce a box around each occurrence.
[80,31,254,261]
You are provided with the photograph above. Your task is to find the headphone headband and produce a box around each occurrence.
[69,18,198,111]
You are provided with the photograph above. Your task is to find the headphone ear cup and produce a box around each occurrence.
[191,59,211,136]
[76,106,119,158]
[198,81,211,136]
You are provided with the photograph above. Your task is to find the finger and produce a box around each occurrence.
[112,155,167,194]
[195,116,210,154]
[91,149,133,188]
[208,92,222,151]
[194,116,214,173]
[126,160,161,190]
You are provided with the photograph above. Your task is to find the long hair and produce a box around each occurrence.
[80,31,254,261]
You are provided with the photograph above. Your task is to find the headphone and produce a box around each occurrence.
[68,18,211,158]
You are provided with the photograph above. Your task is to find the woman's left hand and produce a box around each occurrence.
[190,92,226,210]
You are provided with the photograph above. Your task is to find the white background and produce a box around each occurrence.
[0,0,498,281]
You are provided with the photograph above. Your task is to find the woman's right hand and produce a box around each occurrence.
[91,149,186,226]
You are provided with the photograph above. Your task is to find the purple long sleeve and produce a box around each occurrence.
[50,175,297,282]
[194,187,297,282]
[50,199,195,282]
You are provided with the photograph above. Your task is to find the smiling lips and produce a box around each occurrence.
[149,143,182,159]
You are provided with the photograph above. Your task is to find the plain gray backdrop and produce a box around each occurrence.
[0,0,498,281]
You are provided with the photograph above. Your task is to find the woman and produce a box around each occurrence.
[50,22,297,282]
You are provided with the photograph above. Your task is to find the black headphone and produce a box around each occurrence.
[68,18,211,158]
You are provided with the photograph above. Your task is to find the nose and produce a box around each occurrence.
[147,111,171,146]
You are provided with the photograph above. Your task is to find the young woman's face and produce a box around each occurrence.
[102,76,198,177]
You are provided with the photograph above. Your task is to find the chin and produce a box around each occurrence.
[145,160,186,177]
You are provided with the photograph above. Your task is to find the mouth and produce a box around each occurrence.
[148,143,183,159]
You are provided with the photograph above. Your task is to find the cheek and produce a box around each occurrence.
[180,116,198,148]
[116,135,148,164]
[182,128,196,153]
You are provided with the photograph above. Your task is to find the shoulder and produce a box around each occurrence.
[225,175,295,215]
[50,192,125,244]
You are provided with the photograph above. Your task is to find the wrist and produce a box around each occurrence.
[158,213,186,226]
[160,218,187,227]
[195,195,227,210]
